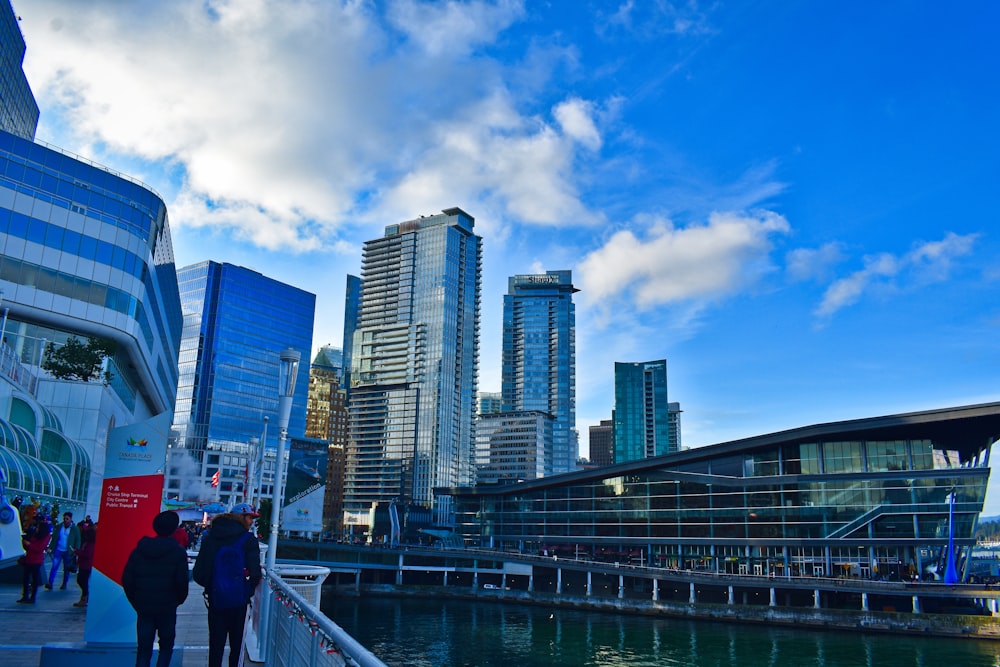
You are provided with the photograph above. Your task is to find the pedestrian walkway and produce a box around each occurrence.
[0,579,222,666]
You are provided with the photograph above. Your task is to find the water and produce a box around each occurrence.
[324,594,1000,667]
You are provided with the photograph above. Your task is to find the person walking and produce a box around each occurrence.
[73,519,97,607]
[193,504,262,667]
[17,514,51,603]
[122,511,190,667]
[46,511,81,590]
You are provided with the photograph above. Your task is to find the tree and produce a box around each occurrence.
[42,336,117,383]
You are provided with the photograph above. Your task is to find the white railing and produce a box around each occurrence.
[247,565,387,667]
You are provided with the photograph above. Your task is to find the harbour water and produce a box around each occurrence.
[324,595,1000,667]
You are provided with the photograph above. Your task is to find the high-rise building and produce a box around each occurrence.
[668,401,682,452]
[306,345,348,535]
[0,0,181,515]
[0,3,39,140]
[501,270,578,476]
[589,418,615,467]
[475,411,553,484]
[341,275,361,393]
[477,391,502,415]
[613,360,672,463]
[166,261,314,507]
[345,208,481,528]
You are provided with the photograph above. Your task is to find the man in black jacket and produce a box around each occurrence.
[192,504,262,667]
[122,510,190,667]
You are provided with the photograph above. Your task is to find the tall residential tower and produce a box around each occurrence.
[501,270,578,475]
[613,360,673,463]
[345,208,481,528]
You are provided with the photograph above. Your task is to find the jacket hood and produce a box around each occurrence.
[206,516,251,545]
[135,535,183,559]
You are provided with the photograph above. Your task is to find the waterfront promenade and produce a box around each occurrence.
[0,580,219,667]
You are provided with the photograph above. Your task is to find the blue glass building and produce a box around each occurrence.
[501,270,578,476]
[614,360,672,463]
[0,0,182,517]
[346,208,481,529]
[166,261,314,507]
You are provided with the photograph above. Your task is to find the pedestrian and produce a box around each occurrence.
[172,522,190,550]
[122,511,189,667]
[193,504,262,667]
[17,514,51,603]
[73,519,97,607]
[46,511,81,590]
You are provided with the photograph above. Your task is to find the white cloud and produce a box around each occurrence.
[576,209,791,311]
[815,233,978,318]
[786,242,846,282]
[19,0,596,252]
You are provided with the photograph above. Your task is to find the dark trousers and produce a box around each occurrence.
[77,567,92,597]
[207,604,247,667]
[135,608,178,667]
[20,563,41,600]
[48,549,70,586]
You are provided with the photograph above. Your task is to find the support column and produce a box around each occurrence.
[814,589,821,609]
[502,573,507,589]
[396,554,403,586]
[586,571,592,596]
[652,578,659,602]
[443,570,448,587]
[557,568,563,595]
[861,592,869,612]
[769,587,776,607]
[473,570,479,589]
[528,572,534,592]
[689,582,696,604]
[912,596,921,614]
[355,569,361,592]
[727,585,734,605]
[618,574,625,599]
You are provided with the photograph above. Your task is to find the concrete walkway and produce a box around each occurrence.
[0,579,222,666]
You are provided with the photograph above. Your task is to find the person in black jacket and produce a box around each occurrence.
[192,504,262,667]
[122,510,190,667]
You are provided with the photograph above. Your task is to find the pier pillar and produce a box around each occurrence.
[586,571,592,596]
[355,569,361,592]
[727,585,734,605]
[473,570,478,589]
[528,573,534,593]
[502,573,507,589]
[912,596,921,614]
[557,568,563,595]
[861,592,868,612]
[689,582,696,604]
[619,575,625,599]
[769,587,776,607]
[813,589,821,609]
[991,598,998,615]
[396,554,403,586]
[443,570,448,587]
[652,578,659,602]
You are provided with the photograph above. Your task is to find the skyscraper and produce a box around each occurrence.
[345,208,481,528]
[613,360,672,463]
[0,0,181,515]
[501,270,578,475]
[589,417,615,467]
[166,261,314,506]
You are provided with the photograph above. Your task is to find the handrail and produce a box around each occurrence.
[258,568,388,667]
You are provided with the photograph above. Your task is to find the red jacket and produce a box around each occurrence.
[22,531,50,566]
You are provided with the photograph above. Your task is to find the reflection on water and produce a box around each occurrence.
[323,593,1000,667]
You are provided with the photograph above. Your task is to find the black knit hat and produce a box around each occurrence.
[152,510,180,537]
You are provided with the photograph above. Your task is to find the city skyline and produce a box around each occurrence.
[14,2,1000,511]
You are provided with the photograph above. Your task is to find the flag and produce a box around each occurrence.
[211,469,220,487]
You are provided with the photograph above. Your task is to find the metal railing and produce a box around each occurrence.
[248,565,387,667]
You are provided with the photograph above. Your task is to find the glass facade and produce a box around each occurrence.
[501,270,577,475]
[0,1,38,141]
[167,261,314,507]
[614,360,672,462]
[446,403,998,581]
[346,208,481,527]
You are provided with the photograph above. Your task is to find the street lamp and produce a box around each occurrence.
[265,348,300,573]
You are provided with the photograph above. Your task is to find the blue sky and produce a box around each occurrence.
[14,2,1000,508]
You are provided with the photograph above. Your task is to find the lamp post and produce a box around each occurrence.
[266,348,300,573]
[251,416,269,509]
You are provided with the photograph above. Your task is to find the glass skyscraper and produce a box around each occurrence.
[0,0,181,514]
[614,359,673,463]
[346,208,481,528]
[166,261,314,507]
[501,270,578,475]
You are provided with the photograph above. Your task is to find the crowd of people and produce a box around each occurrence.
[12,500,264,667]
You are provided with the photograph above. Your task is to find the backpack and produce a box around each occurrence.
[210,532,251,609]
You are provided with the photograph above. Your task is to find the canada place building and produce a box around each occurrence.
[345,208,482,527]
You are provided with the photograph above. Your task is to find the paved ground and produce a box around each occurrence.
[0,579,224,667]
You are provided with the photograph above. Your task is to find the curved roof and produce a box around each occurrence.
[441,402,1000,498]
